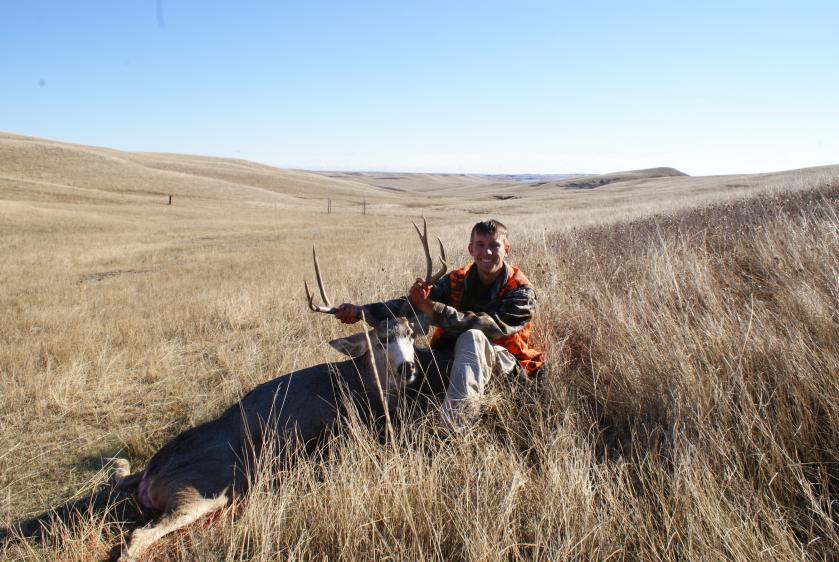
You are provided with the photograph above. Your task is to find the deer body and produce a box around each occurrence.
[131,363,347,511]
[2,325,418,562]
[113,321,412,561]
[137,354,402,508]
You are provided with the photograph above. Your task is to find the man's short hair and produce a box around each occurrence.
[471,219,508,242]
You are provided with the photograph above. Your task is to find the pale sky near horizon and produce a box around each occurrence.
[1,1,837,176]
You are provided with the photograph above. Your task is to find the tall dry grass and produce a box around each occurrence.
[1,175,838,560]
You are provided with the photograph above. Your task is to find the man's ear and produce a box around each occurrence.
[328,331,371,358]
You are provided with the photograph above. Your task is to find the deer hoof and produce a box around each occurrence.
[108,458,131,483]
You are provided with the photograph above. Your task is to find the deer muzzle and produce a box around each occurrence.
[398,361,417,385]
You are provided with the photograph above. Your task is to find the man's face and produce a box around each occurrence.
[468,232,510,278]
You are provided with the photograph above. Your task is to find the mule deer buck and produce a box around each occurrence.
[2,221,447,562]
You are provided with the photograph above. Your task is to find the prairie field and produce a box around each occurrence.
[1,133,838,560]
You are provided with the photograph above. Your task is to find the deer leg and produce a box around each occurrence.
[109,458,131,483]
[118,490,228,562]
[107,458,146,491]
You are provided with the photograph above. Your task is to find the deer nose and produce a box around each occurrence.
[399,362,417,384]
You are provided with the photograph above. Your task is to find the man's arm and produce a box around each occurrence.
[338,275,451,326]
[429,285,536,340]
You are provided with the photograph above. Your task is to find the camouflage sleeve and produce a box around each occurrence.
[360,275,451,327]
[361,298,407,326]
[428,285,536,340]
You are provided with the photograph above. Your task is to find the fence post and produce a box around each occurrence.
[167,194,172,205]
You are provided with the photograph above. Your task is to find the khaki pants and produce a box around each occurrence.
[438,329,519,431]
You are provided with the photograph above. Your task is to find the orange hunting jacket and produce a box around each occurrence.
[428,263,544,374]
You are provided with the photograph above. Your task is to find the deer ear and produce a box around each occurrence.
[406,314,430,336]
[328,331,371,358]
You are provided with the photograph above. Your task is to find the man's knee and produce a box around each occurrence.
[455,329,490,350]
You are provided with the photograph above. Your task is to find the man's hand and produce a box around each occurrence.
[335,303,363,324]
[408,278,435,316]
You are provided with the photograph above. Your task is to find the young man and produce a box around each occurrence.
[334,219,543,430]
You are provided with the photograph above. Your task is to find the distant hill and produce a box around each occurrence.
[312,171,507,193]
[483,173,590,183]
[3,132,837,218]
[0,132,401,205]
[536,167,688,190]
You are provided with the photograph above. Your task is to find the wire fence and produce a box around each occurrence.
[324,198,368,215]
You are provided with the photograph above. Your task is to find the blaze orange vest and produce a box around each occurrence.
[430,264,544,374]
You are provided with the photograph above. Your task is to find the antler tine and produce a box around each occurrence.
[412,217,434,283]
[304,280,337,313]
[312,247,332,306]
[305,247,338,314]
[430,237,449,284]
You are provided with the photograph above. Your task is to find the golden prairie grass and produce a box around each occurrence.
[1,151,838,560]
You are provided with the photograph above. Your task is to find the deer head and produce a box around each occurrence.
[305,218,448,384]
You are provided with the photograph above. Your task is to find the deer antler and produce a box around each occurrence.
[306,220,448,316]
[412,217,448,284]
[305,247,339,314]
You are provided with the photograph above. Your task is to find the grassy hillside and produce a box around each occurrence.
[535,166,687,189]
[0,133,404,206]
[1,134,837,560]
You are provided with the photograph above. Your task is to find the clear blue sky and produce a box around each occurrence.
[2,1,837,175]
